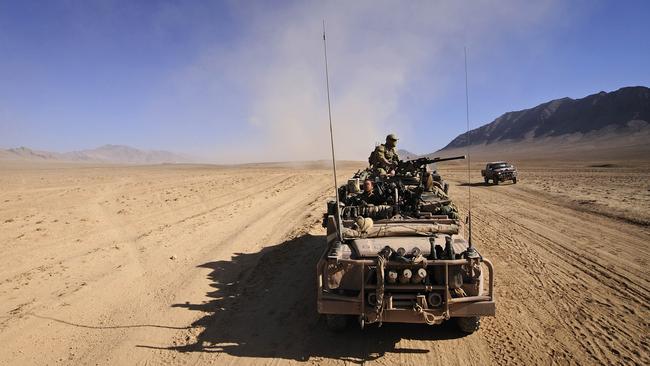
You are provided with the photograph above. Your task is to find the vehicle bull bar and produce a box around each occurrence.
[317,256,495,325]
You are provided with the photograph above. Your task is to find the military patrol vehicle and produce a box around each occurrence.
[318,155,496,332]
[481,161,518,185]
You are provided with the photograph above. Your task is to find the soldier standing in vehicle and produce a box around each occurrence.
[369,134,400,176]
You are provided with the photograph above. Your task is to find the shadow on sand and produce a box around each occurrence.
[458,181,516,187]
[458,182,491,187]
[140,233,467,363]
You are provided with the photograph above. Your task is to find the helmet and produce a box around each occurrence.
[386,133,399,141]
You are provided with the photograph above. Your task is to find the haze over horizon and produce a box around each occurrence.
[1,1,649,163]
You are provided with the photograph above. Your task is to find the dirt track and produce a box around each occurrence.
[0,162,648,365]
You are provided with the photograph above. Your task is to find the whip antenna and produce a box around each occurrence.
[464,46,473,248]
[322,21,342,242]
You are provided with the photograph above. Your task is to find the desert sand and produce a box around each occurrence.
[0,159,648,365]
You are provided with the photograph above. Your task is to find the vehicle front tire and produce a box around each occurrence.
[325,314,349,332]
[484,177,489,184]
[512,177,517,184]
[457,316,481,334]
[494,178,499,185]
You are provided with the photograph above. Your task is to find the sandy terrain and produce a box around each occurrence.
[441,159,650,225]
[0,160,648,365]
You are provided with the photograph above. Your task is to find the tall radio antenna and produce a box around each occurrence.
[464,46,473,248]
[322,21,342,241]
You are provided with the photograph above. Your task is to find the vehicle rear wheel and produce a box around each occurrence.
[325,314,349,332]
[457,316,481,334]
[512,177,517,184]
[484,177,489,184]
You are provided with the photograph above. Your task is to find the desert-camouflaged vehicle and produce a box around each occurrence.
[318,156,496,332]
[481,161,518,184]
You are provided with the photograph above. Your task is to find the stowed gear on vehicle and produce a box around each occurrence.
[325,155,464,223]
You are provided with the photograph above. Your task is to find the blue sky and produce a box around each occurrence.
[0,0,648,162]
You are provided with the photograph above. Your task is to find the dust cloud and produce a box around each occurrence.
[155,1,561,163]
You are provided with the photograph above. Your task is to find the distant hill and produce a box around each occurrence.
[397,149,419,160]
[0,145,193,164]
[437,86,650,160]
[66,145,192,164]
[0,147,63,161]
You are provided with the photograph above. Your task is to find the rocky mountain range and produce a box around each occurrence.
[436,86,649,159]
[0,144,192,164]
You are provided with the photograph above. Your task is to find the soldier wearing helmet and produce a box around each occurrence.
[369,134,400,176]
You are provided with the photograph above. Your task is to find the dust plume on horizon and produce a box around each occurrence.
[142,1,563,163]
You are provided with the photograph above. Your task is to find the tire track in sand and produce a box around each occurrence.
[452,181,649,365]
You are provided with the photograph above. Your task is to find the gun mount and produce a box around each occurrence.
[397,155,466,175]
[394,155,465,193]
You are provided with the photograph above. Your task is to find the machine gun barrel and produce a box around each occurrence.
[400,155,466,168]
[422,155,466,164]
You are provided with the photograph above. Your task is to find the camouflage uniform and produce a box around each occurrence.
[369,134,400,176]
[358,190,382,205]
